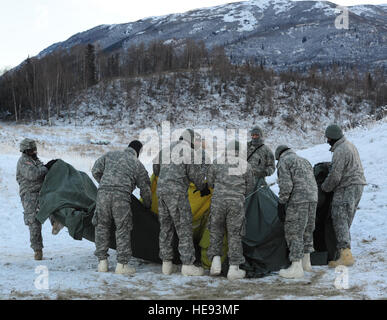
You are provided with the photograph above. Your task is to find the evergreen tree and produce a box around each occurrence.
[85,44,97,87]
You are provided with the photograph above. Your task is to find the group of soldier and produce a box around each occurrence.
[16,123,366,281]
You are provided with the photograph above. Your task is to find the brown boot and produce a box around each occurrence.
[328,248,354,268]
[34,250,43,261]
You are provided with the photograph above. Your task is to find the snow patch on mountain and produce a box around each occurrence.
[349,5,381,16]
[224,7,259,32]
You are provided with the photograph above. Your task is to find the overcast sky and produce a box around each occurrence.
[0,0,386,72]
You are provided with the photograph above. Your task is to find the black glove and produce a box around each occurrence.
[193,183,211,197]
[45,159,58,170]
[200,184,211,197]
[277,202,286,223]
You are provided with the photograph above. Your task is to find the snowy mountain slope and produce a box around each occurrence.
[34,0,387,72]
[0,117,386,300]
[349,3,387,23]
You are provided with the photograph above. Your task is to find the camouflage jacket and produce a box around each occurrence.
[247,140,275,180]
[201,148,212,178]
[277,149,318,204]
[92,147,152,208]
[321,137,366,193]
[207,154,255,201]
[153,140,206,197]
[16,153,48,197]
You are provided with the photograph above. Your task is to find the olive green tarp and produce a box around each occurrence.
[241,180,290,277]
[36,159,169,263]
[36,160,337,276]
[234,163,338,278]
[313,162,338,262]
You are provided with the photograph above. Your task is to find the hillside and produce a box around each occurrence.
[58,70,376,148]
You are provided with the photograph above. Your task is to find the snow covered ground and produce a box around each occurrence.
[0,118,386,300]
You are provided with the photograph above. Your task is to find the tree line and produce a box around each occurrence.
[0,39,386,122]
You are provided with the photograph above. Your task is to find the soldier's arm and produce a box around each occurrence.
[321,150,345,193]
[265,148,275,177]
[251,152,270,178]
[136,162,152,209]
[91,155,105,183]
[206,165,216,189]
[201,150,211,178]
[153,164,160,177]
[245,164,256,197]
[187,163,206,191]
[248,154,261,178]
[277,161,293,204]
[19,159,48,181]
[152,152,161,177]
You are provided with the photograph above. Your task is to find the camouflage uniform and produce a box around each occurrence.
[321,137,366,250]
[200,147,211,178]
[16,153,48,251]
[153,140,206,265]
[206,154,255,265]
[92,147,151,264]
[277,149,318,262]
[247,138,275,183]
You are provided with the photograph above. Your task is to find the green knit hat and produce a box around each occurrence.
[20,138,37,152]
[325,124,344,140]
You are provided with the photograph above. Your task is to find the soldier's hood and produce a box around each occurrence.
[171,140,200,163]
[278,149,294,161]
[126,147,138,157]
[177,139,194,150]
[21,153,39,163]
[330,136,346,152]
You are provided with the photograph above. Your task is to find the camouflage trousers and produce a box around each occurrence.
[21,192,43,251]
[284,202,317,262]
[93,190,132,264]
[331,185,364,250]
[158,193,195,265]
[207,196,246,266]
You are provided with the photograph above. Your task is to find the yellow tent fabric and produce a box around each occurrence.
[150,174,210,222]
[149,174,228,268]
[150,174,211,239]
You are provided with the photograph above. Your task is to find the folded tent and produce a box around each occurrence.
[36,159,337,277]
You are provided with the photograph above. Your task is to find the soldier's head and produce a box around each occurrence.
[250,126,264,146]
[129,140,143,158]
[20,138,38,159]
[275,145,290,161]
[325,124,343,147]
[179,129,201,150]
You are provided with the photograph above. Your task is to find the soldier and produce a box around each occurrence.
[207,140,255,280]
[247,126,275,183]
[16,138,60,260]
[321,124,366,267]
[92,140,151,275]
[275,145,318,279]
[153,129,209,276]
